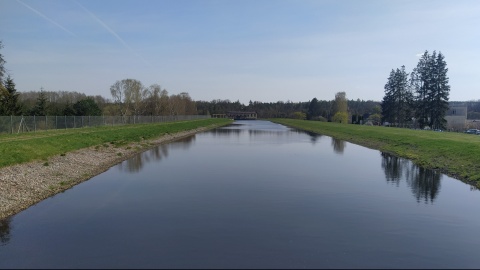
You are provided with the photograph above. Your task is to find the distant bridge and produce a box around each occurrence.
[212,111,257,120]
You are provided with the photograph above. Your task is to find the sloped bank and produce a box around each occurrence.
[270,118,480,188]
[0,121,231,220]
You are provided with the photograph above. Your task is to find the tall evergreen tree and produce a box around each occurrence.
[381,66,413,127]
[0,76,21,115]
[381,69,396,124]
[62,101,76,116]
[73,98,102,116]
[428,52,450,129]
[307,97,320,120]
[395,66,413,127]
[0,41,5,83]
[411,50,450,129]
[0,41,7,93]
[30,89,48,116]
[412,51,431,128]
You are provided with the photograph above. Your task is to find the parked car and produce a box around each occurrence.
[464,129,480,134]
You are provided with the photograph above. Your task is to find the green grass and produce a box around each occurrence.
[270,118,480,185]
[0,118,232,168]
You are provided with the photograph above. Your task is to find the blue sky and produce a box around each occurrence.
[1,0,479,104]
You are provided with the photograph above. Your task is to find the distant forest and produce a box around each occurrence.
[3,88,480,122]
[196,98,382,122]
[197,98,480,121]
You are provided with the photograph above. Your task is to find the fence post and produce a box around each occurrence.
[34,115,36,133]
[55,115,57,130]
[10,115,13,134]
[45,115,48,131]
[74,116,76,128]
[65,115,67,130]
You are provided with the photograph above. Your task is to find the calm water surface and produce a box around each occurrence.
[1,120,480,268]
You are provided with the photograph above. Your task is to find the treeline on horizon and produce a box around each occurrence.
[0,87,199,117]
[196,98,382,122]
[2,86,383,119]
[2,88,480,120]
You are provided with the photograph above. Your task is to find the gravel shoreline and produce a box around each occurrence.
[0,126,214,220]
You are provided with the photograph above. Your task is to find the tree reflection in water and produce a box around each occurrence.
[306,131,321,145]
[381,152,441,203]
[331,138,345,154]
[289,129,322,145]
[381,152,407,187]
[407,166,441,203]
[0,218,11,246]
[119,135,196,173]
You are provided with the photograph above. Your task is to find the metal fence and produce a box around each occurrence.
[0,115,210,134]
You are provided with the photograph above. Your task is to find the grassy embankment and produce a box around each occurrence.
[270,118,480,186]
[0,118,232,168]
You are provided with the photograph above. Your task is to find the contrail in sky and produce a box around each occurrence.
[73,0,150,66]
[16,0,76,37]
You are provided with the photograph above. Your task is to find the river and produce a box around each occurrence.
[1,120,479,268]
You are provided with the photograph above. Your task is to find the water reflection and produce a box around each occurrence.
[207,123,305,143]
[247,129,286,137]
[0,218,11,246]
[381,152,407,186]
[119,135,196,173]
[278,128,323,145]
[3,120,480,268]
[208,128,243,136]
[381,152,441,203]
[304,132,321,144]
[331,138,346,154]
[208,126,290,137]
[407,167,441,203]
[289,129,322,144]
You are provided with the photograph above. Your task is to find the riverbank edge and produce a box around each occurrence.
[270,118,480,189]
[0,121,230,220]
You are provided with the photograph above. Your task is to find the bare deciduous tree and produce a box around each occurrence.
[110,80,126,116]
[110,78,197,117]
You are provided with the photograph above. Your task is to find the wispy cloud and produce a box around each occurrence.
[73,0,150,66]
[15,0,76,37]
